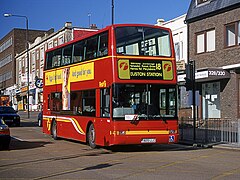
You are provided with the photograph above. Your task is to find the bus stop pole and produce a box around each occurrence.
[192,60,196,142]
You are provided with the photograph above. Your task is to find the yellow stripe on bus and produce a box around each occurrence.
[43,116,85,135]
[110,130,170,135]
[125,130,169,135]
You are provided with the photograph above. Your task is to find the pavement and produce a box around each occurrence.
[18,110,40,121]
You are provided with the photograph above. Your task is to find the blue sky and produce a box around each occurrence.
[0,0,191,39]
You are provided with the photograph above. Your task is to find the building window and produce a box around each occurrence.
[206,30,215,52]
[48,42,53,49]
[197,33,205,53]
[0,37,12,53]
[40,47,44,60]
[196,29,215,54]
[225,22,240,47]
[54,40,58,47]
[59,36,64,45]
[174,42,180,61]
[0,54,12,68]
[36,50,39,60]
[196,0,210,5]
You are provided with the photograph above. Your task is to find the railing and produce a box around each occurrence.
[179,118,240,147]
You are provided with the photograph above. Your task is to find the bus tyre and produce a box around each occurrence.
[51,120,58,140]
[88,124,96,149]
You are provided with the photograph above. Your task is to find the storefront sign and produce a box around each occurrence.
[177,68,230,83]
[118,59,173,80]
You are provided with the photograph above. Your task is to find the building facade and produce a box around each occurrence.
[185,0,240,121]
[157,14,188,72]
[0,28,52,109]
[15,22,97,111]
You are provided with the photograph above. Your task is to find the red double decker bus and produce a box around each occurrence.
[43,24,178,148]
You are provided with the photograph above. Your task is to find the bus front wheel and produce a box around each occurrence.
[88,123,96,149]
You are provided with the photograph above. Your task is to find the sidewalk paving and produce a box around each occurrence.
[18,110,39,121]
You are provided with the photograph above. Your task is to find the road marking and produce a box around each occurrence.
[212,167,240,180]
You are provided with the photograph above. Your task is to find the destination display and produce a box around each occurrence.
[118,59,173,80]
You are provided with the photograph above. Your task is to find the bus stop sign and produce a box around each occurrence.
[35,78,43,88]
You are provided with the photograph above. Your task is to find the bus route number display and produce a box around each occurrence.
[118,59,173,80]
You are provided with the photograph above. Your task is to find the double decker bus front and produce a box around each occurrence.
[109,25,178,145]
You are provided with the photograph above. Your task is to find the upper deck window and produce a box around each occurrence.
[45,31,108,70]
[115,26,171,57]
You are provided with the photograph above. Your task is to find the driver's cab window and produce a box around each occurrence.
[100,88,110,117]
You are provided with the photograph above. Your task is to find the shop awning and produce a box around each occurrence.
[20,91,27,96]
[178,68,230,83]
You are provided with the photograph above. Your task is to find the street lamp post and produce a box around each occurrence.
[4,13,30,119]
[112,0,114,25]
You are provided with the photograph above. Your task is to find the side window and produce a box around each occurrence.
[71,91,83,115]
[85,36,98,60]
[50,92,62,111]
[52,49,62,68]
[62,45,73,65]
[70,90,95,117]
[100,88,110,117]
[47,94,50,109]
[82,90,96,117]
[73,41,85,63]
[46,49,61,69]
[97,32,108,57]
[46,52,53,69]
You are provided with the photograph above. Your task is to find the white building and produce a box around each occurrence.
[15,22,97,111]
[156,14,187,71]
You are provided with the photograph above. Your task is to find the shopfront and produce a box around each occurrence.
[178,68,230,120]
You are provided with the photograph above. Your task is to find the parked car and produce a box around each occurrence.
[0,118,11,150]
[38,111,42,127]
[0,106,20,127]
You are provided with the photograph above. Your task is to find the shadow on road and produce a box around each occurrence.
[105,144,200,152]
[8,138,52,151]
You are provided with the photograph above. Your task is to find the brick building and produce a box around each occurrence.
[185,0,240,121]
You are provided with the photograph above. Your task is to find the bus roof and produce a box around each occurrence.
[45,23,172,53]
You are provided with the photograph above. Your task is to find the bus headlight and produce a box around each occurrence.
[169,130,176,134]
[119,131,126,135]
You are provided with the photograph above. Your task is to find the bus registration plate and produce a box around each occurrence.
[141,138,156,143]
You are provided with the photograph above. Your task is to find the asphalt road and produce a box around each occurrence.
[0,116,240,179]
